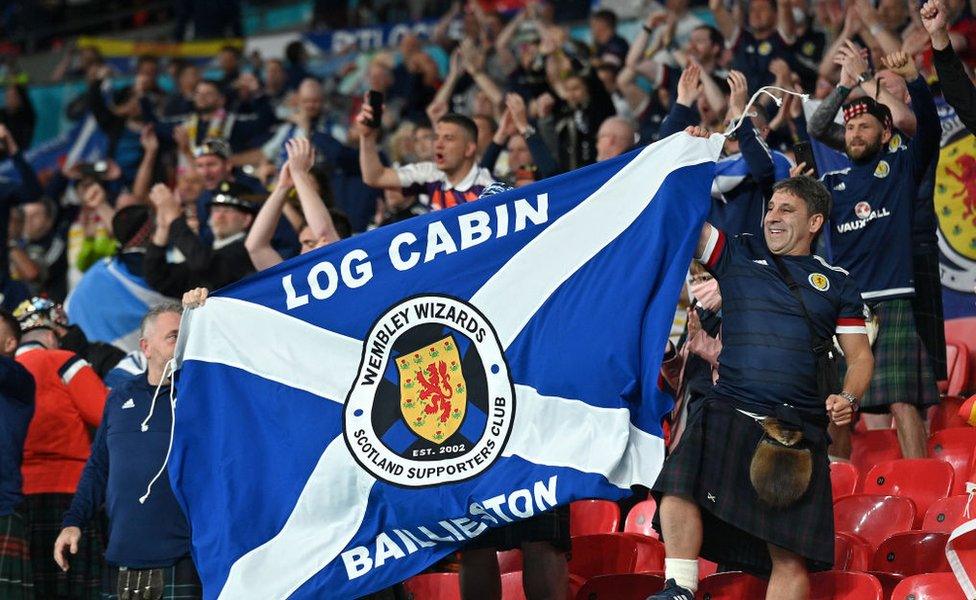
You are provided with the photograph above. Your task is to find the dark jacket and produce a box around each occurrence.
[63,373,191,568]
[934,45,976,133]
[0,356,35,516]
[144,218,254,297]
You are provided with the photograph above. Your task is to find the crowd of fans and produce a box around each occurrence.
[0,0,974,597]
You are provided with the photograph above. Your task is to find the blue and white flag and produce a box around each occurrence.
[65,257,172,353]
[170,132,723,599]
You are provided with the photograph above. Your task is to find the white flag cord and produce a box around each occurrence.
[723,86,811,139]
[138,358,177,504]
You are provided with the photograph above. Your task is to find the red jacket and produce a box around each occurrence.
[16,342,107,495]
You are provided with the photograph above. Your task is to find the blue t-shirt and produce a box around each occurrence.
[700,230,867,416]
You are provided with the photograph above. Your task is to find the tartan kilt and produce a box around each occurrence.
[100,557,201,600]
[464,504,571,552]
[25,493,104,600]
[861,298,940,413]
[1,512,34,599]
[911,249,947,381]
[650,399,834,575]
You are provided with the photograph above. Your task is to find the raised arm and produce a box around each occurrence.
[133,126,159,202]
[727,71,776,192]
[286,138,339,245]
[882,51,939,174]
[709,0,738,43]
[660,65,703,138]
[923,0,976,133]
[356,97,404,189]
[245,165,289,271]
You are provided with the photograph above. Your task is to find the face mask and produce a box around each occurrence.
[689,278,722,312]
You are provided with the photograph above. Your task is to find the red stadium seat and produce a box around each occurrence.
[574,572,665,599]
[830,461,860,499]
[891,572,968,600]
[850,429,902,474]
[698,558,718,579]
[870,531,951,577]
[630,535,665,573]
[697,572,768,599]
[923,495,975,534]
[945,317,976,393]
[809,571,883,600]
[403,572,460,599]
[567,534,638,580]
[570,499,621,537]
[945,343,970,397]
[833,494,916,551]
[867,571,904,598]
[623,498,658,538]
[499,571,583,599]
[930,395,970,433]
[497,549,522,574]
[834,532,872,571]
[862,459,954,527]
[928,429,976,495]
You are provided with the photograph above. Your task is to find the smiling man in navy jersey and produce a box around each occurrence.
[648,141,873,599]
[818,51,940,459]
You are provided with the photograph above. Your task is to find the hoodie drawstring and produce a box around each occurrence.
[139,358,176,505]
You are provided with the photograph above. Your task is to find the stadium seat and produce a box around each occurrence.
[890,572,968,599]
[867,571,904,598]
[870,531,951,577]
[630,535,665,573]
[834,531,872,571]
[574,572,665,599]
[850,429,902,474]
[403,572,460,599]
[930,395,970,433]
[698,558,718,579]
[945,343,970,397]
[697,572,768,599]
[862,459,954,527]
[623,498,658,538]
[570,499,621,537]
[830,461,860,499]
[809,571,883,600]
[497,549,522,574]
[928,429,976,495]
[499,571,584,599]
[833,494,916,551]
[567,533,638,580]
[945,317,976,393]
[923,495,975,534]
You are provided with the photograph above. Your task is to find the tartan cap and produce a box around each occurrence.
[842,97,893,130]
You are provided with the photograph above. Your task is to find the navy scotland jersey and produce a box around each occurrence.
[699,229,867,417]
[819,77,940,302]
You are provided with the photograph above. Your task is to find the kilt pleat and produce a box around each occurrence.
[862,299,940,412]
[1,512,34,600]
[651,399,834,575]
[25,493,103,599]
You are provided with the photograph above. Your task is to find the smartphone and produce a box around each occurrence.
[792,141,819,179]
[366,90,384,129]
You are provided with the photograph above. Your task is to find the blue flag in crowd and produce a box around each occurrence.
[170,132,723,599]
[65,257,172,353]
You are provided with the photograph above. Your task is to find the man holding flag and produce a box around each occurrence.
[171,126,723,598]
[649,129,873,600]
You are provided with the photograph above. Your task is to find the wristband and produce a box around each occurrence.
[856,70,873,85]
[642,24,654,34]
[869,23,884,36]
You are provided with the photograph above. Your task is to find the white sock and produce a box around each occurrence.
[665,558,699,592]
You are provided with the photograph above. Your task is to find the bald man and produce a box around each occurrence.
[596,116,637,162]
[259,77,334,167]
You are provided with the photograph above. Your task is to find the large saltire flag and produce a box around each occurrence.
[170,131,723,599]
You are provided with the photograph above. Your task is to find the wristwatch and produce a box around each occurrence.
[840,391,860,412]
[856,70,873,86]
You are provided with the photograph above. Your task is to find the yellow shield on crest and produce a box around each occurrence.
[936,134,976,262]
[397,336,467,444]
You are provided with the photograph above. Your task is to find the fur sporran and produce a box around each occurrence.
[749,417,813,508]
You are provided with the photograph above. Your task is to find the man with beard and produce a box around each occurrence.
[816,51,940,459]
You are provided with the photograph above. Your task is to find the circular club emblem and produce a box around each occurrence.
[873,160,890,178]
[758,41,772,56]
[854,201,872,219]
[808,272,830,292]
[802,41,816,56]
[344,295,515,487]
